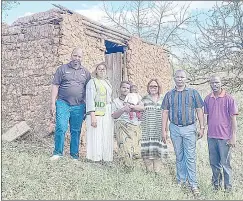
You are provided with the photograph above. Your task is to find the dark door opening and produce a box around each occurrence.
[105,40,126,54]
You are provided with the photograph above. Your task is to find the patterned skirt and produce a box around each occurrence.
[114,120,141,166]
[141,138,168,159]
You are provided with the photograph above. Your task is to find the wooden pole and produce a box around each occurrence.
[82,20,130,40]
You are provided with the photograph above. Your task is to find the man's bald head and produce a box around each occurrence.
[71,47,83,67]
[71,48,83,56]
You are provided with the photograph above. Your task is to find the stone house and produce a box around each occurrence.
[1,7,172,138]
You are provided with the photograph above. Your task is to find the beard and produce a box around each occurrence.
[71,60,81,68]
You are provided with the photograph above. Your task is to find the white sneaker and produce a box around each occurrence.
[50,155,62,161]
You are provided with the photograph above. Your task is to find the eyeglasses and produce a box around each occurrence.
[97,69,106,72]
[149,85,158,88]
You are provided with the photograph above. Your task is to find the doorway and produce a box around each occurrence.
[105,40,127,99]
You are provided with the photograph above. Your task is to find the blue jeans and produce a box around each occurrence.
[169,123,198,188]
[53,100,85,159]
[207,138,232,189]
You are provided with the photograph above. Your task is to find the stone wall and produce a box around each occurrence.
[1,9,107,136]
[2,9,172,142]
[57,13,107,151]
[126,37,173,96]
[58,13,105,72]
[1,9,62,135]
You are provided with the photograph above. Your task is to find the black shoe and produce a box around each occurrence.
[225,187,232,193]
[213,185,222,191]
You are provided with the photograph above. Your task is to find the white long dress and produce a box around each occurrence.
[85,79,114,161]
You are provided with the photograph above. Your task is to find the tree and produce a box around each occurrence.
[102,1,199,49]
[182,1,243,92]
[102,1,204,75]
[2,1,19,19]
[102,1,243,92]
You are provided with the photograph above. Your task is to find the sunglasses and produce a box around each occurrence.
[149,85,158,88]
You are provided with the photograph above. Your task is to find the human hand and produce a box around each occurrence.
[197,128,204,140]
[91,115,97,128]
[50,103,56,117]
[162,130,167,144]
[48,120,55,134]
[129,105,135,109]
[122,105,131,113]
[227,137,236,148]
[50,116,55,124]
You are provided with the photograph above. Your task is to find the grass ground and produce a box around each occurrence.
[2,93,243,200]
[2,127,243,200]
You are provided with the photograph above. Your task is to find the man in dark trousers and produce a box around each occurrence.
[204,75,238,192]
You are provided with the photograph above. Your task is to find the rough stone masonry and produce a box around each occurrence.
[2,8,172,144]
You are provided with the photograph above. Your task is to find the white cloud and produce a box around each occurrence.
[21,12,35,18]
[15,12,35,21]
[75,4,107,24]
[75,3,134,28]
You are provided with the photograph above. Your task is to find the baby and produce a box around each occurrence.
[124,85,142,120]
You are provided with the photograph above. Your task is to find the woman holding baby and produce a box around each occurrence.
[112,81,143,170]
[112,79,168,173]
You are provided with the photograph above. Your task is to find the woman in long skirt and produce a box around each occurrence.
[86,62,114,161]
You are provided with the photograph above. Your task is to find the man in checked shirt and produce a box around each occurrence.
[161,70,205,197]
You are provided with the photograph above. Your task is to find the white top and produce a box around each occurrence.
[86,79,112,113]
[124,93,142,105]
[112,97,140,126]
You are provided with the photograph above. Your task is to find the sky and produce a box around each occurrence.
[2,0,219,63]
[3,1,218,25]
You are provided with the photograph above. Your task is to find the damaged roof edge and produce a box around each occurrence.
[5,4,169,52]
[11,9,61,25]
[52,4,169,51]
[52,4,131,39]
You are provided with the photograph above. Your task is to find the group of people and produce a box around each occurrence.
[49,47,238,196]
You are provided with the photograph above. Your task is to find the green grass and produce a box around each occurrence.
[2,132,243,200]
[2,104,243,200]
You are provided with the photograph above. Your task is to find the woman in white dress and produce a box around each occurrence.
[85,62,114,162]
